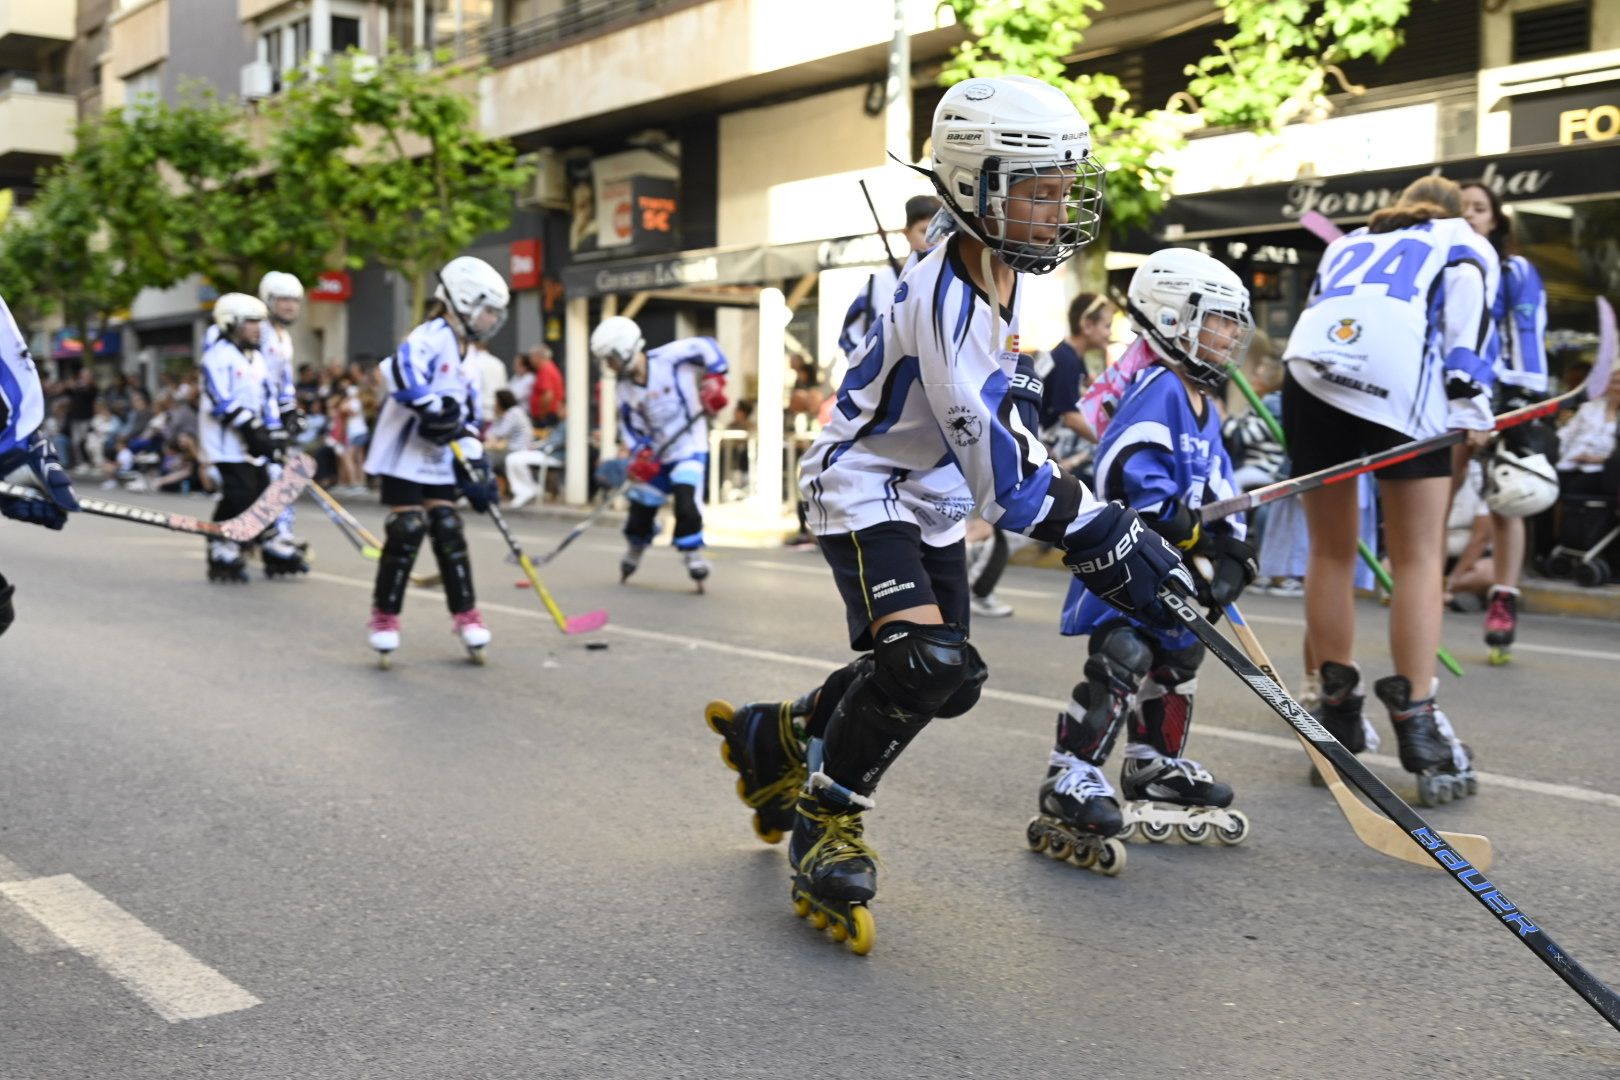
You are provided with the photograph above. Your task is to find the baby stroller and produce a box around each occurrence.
[1537,457,1620,588]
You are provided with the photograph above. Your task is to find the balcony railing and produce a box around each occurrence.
[0,70,72,97]
[479,0,696,65]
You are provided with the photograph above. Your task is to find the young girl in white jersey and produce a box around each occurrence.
[364,256,508,666]
[703,76,1192,953]
[1283,176,1498,806]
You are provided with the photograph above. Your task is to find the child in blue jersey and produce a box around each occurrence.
[701,76,1193,952]
[1458,181,1552,661]
[1032,249,1258,853]
[0,292,81,634]
[589,316,729,590]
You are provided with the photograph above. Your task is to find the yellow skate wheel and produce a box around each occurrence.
[1488,648,1510,667]
[847,906,875,956]
[1096,838,1127,877]
[704,700,734,735]
[829,922,848,943]
[735,777,749,802]
[1024,818,1048,852]
[719,741,738,771]
[751,815,784,845]
[809,909,829,931]
[792,894,811,919]
[1045,836,1073,862]
[1072,843,1098,869]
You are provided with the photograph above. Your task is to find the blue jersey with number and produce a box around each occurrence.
[1059,364,1244,639]
[1284,217,1499,437]
[1484,255,1548,394]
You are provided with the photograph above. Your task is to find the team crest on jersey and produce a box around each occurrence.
[1327,319,1363,345]
[945,405,983,447]
[1004,333,1020,354]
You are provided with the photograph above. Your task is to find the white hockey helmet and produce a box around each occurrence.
[258,271,304,326]
[590,316,644,374]
[213,292,268,340]
[922,75,1105,275]
[434,256,510,342]
[1482,443,1559,517]
[1125,248,1254,391]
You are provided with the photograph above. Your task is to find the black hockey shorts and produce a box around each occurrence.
[818,521,970,651]
[1282,371,1451,481]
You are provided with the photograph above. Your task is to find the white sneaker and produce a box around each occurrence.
[1267,577,1304,597]
[971,593,1014,618]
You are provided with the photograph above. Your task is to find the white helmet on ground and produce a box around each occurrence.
[1482,444,1559,517]
[920,75,1105,275]
[258,271,304,326]
[590,316,644,374]
[435,256,510,342]
[213,293,268,339]
[1125,248,1254,391]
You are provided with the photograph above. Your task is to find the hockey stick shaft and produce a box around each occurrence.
[532,405,710,568]
[858,179,904,280]
[1219,600,1492,870]
[1224,364,1463,678]
[1164,588,1620,1029]
[307,481,381,558]
[0,452,313,542]
[450,443,605,635]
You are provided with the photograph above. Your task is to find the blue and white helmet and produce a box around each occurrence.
[1126,248,1254,391]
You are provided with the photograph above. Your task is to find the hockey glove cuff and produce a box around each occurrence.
[1062,502,1195,629]
[700,374,729,414]
[451,439,497,514]
[20,431,79,512]
[1196,533,1258,608]
[415,397,464,446]
[627,447,661,484]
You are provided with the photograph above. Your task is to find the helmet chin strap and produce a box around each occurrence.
[433,269,478,343]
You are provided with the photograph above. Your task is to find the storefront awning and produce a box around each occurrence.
[1161,141,1620,241]
[561,232,905,299]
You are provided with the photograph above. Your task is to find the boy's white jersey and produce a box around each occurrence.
[1284,217,1499,438]
[0,294,44,459]
[617,336,728,463]
[199,336,277,464]
[801,238,1104,547]
[365,316,479,484]
[260,324,297,410]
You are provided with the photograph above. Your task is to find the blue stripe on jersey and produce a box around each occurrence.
[953,279,973,347]
[0,359,24,455]
[822,355,920,473]
[977,367,1048,531]
[836,320,886,421]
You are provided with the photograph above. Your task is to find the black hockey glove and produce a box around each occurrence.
[1193,532,1258,609]
[453,447,498,514]
[415,398,464,446]
[279,405,307,438]
[5,430,80,513]
[242,420,290,462]
[1062,502,1195,629]
[1,492,68,530]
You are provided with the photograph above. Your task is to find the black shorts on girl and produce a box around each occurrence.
[1282,371,1452,481]
[818,521,971,650]
[378,475,460,505]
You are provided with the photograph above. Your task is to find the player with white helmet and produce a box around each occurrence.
[589,314,729,591]
[199,292,306,581]
[258,271,309,554]
[363,255,508,666]
[702,75,1192,952]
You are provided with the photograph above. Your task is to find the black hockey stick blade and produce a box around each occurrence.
[0,452,314,541]
[1161,587,1620,1031]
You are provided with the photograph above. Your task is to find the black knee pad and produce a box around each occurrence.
[935,642,988,719]
[1059,625,1154,763]
[374,509,427,614]
[1085,624,1155,689]
[428,506,475,614]
[1148,641,1205,690]
[804,657,867,741]
[624,501,658,547]
[671,482,702,542]
[869,621,972,719]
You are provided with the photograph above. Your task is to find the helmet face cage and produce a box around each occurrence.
[462,299,509,343]
[1131,292,1254,392]
[590,318,644,375]
[936,154,1105,276]
[1483,446,1559,517]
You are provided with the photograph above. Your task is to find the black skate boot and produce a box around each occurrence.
[261,537,311,579]
[1374,675,1475,806]
[1484,586,1518,666]
[206,539,249,583]
[704,698,808,844]
[788,772,878,955]
[1027,751,1127,876]
[1119,754,1250,846]
[619,543,646,584]
[1307,660,1370,786]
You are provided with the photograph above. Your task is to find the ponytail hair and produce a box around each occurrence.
[1367,175,1463,234]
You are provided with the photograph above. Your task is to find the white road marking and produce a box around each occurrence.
[0,874,261,1022]
[0,856,68,954]
[305,569,1620,810]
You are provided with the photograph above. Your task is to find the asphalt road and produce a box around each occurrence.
[5,491,1620,1078]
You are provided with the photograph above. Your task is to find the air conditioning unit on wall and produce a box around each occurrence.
[516,149,570,210]
[240,60,273,100]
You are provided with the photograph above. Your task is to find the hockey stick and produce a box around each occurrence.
[1164,587,1620,1030]
[305,481,441,587]
[450,442,607,635]
[530,406,710,569]
[1224,363,1464,678]
[1220,600,1493,870]
[858,179,904,280]
[0,452,314,542]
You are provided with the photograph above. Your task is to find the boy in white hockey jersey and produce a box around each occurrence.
[1030,250,1258,867]
[588,317,728,590]
[258,271,308,553]
[703,76,1192,952]
[199,293,306,581]
[364,256,508,665]
[0,292,81,634]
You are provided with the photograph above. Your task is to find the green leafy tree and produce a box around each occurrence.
[268,51,532,318]
[1186,0,1411,129]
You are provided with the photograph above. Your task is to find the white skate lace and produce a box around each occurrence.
[1159,757,1213,784]
[1047,751,1116,800]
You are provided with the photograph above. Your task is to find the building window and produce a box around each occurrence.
[123,63,161,104]
[1512,2,1589,63]
[332,15,362,54]
[291,17,312,63]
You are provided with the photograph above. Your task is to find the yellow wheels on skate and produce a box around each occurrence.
[1024,818,1127,877]
[708,699,788,846]
[791,887,875,956]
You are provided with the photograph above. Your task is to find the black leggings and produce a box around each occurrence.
[213,462,268,524]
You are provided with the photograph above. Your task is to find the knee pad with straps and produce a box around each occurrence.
[1134,641,1205,757]
[1058,624,1153,764]
[374,509,427,614]
[427,505,475,614]
[935,641,988,718]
